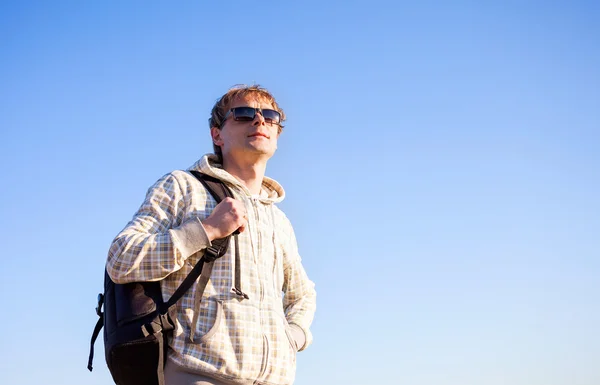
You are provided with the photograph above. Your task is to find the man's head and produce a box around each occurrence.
[209,85,286,163]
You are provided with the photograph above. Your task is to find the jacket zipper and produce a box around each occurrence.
[251,197,264,301]
[251,198,268,385]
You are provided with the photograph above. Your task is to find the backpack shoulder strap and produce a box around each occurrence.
[189,171,247,299]
[161,171,239,311]
[189,170,234,202]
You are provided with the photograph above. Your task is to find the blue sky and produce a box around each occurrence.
[1,1,599,384]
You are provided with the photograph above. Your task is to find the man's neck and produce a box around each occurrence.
[222,157,267,195]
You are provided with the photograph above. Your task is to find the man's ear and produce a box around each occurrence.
[210,127,224,146]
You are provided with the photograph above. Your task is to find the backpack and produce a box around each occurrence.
[87,171,239,385]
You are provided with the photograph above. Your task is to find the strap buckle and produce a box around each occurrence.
[204,245,222,262]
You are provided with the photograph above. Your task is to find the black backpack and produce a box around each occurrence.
[88,171,241,385]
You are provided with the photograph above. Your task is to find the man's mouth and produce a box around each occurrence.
[248,133,270,139]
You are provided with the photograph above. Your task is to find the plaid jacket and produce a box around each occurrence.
[106,154,316,385]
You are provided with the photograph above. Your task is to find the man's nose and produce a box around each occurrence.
[252,110,266,126]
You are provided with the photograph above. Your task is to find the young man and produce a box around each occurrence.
[106,85,316,385]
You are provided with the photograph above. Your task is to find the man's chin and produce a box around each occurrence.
[226,146,276,161]
[248,144,276,156]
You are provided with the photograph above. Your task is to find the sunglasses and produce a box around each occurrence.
[221,107,282,127]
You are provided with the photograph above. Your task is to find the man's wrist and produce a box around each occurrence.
[170,217,212,258]
[200,219,217,242]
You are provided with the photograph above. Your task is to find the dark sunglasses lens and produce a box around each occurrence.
[262,109,281,124]
[233,107,256,121]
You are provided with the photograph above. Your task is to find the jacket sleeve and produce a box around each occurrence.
[106,172,211,284]
[282,219,317,351]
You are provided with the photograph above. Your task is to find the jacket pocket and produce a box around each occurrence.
[259,314,297,385]
[284,324,298,352]
[199,299,222,343]
[189,298,223,343]
[191,299,263,381]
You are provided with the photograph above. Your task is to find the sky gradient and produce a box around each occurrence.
[1,1,599,385]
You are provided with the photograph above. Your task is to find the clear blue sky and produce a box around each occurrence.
[1,1,599,384]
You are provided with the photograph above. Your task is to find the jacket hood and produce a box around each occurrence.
[188,154,285,204]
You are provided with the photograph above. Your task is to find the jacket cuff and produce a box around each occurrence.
[170,217,211,260]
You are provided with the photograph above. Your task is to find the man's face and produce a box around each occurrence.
[211,95,281,163]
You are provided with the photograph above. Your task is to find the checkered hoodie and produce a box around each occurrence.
[106,154,316,385]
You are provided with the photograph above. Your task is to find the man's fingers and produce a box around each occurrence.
[208,198,248,237]
[227,199,246,219]
[238,215,248,232]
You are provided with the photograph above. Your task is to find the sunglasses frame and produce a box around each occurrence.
[220,107,282,127]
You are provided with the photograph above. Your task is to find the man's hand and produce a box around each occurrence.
[201,197,247,241]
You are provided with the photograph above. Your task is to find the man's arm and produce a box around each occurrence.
[106,171,248,284]
[282,220,317,352]
[106,172,211,284]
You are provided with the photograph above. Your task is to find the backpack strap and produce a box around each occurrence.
[231,235,248,299]
[189,171,248,300]
[160,171,240,312]
[188,258,216,342]
[185,171,249,342]
[87,293,105,371]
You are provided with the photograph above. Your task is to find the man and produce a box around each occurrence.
[106,85,316,385]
